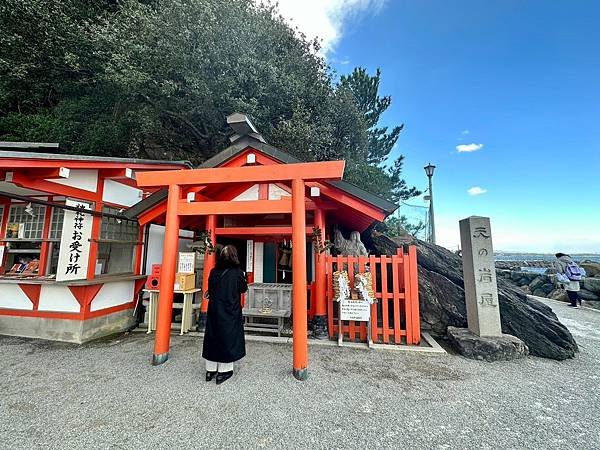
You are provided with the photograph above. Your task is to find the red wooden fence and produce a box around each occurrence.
[325,246,420,345]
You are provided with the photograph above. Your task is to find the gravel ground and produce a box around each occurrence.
[1,299,599,450]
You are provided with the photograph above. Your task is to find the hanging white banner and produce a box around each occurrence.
[56,199,93,282]
[246,240,254,273]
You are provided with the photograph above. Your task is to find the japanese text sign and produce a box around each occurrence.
[56,200,93,282]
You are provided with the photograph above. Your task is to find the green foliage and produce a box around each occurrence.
[384,215,427,239]
[0,0,418,203]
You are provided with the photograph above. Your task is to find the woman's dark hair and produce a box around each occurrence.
[217,244,240,268]
[555,253,569,258]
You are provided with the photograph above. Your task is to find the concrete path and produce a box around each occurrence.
[0,299,598,449]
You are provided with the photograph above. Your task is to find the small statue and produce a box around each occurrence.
[334,230,368,257]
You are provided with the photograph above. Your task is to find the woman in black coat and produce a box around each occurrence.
[202,245,248,384]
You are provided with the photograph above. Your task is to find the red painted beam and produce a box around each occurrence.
[28,168,70,179]
[11,172,100,202]
[0,160,188,170]
[215,226,312,236]
[136,161,345,187]
[178,199,293,216]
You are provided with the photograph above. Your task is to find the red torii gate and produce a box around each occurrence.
[136,160,345,380]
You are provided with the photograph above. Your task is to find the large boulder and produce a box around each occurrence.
[579,289,600,301]
[363,226,578,360]
[548,288,568,303]
[583,277,600,295]
[529,276,545,292]
[581,261,600,278]
[447,326,529,362]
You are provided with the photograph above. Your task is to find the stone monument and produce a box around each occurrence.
[460,216,501,336]
[447,216,529,361]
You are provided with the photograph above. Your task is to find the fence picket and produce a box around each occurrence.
[391,254,402,344]
[357,256,367,342]
[336,256,344,338]
[323,246,418,346]
[380,255,389,344]
[346,256,356,341]
[326,256,333,338]
[409,246,420,344]
[369,255,378,343]
[403,251,413,344]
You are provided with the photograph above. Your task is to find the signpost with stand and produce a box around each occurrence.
[339,296,373,347]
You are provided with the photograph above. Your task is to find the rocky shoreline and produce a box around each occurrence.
[496,260,600,309]
[495,260,553,270]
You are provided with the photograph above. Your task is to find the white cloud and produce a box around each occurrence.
[467,186,487,196]
[461,130,470,135]
[271,0,387,56]
[456,143,484,153]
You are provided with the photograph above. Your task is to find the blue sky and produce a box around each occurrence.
[281,0,600,252]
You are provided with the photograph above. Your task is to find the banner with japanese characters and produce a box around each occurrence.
[56,199,93,282]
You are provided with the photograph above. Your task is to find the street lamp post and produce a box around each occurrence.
[424,163,436,245]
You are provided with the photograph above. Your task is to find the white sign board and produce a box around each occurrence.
[246,240,254,273]
[56,199,93,282]
[340,298,371,322]
[178,252,195,274]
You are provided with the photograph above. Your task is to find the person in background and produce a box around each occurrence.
[202,245,248,384]
[554,253,583,308]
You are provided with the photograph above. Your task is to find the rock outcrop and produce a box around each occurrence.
[447,326,529,362]
[581,261,600,278]
[362,226,578,360]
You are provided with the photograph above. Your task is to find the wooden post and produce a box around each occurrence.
[152,184,181,365]
[201,214,217,314]
[87,178,104,280]
[291,178,308,381]
[38,206,53,276]
[312,208,327,338]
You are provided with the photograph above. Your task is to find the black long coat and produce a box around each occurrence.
[202,266,248,363]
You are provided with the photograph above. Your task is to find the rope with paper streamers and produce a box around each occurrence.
[332,270,350,302]
[354,272,376,304]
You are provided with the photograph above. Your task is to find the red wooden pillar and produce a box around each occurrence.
[87,178,105,280]
[201,214,217,314]
[312,208,328,338]
[152,184,181,365]
[0,204,9,273]
[38,206,53,276]
[291,178,308,380]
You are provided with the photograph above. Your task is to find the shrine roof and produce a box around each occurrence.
[0,143,193,168]
[200,136,398,214]
[125,136,398,222]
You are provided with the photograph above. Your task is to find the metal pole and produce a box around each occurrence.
[428,175,436,245]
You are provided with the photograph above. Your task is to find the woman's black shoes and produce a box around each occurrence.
[206,371,217,382]
[216,371,233,385]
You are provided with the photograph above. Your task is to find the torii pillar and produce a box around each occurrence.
[152,184,181,365]
[291,178,308,380]
[312,208,328,339]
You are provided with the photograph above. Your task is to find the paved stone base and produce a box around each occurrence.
[447,326,529,361]
[0,308,135,344]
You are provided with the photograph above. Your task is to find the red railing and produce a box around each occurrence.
[325,246,420,345]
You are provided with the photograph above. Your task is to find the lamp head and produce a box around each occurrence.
[424,163,436,177]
